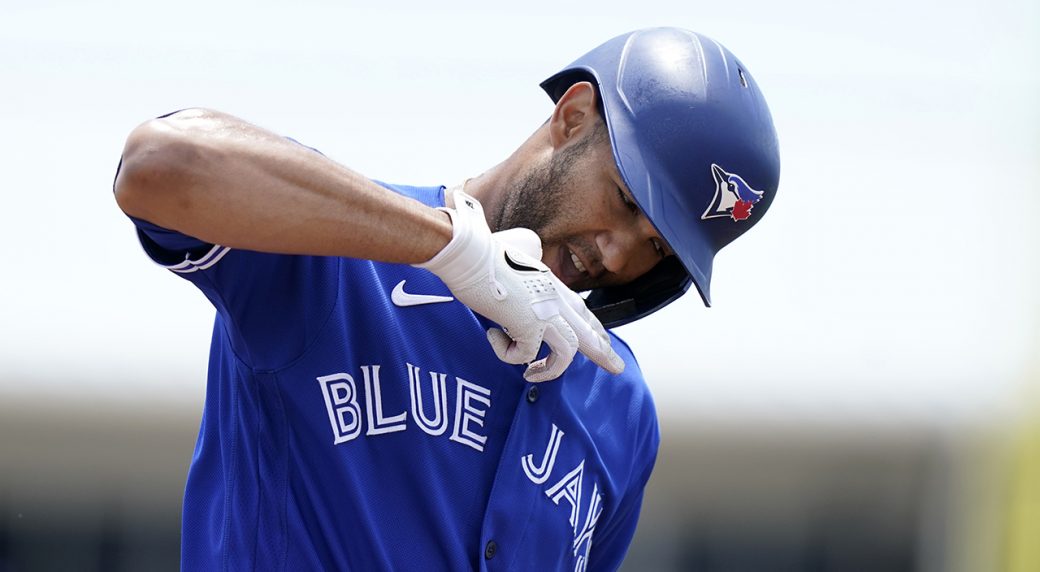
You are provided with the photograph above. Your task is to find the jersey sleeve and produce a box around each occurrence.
[128,213,342,371]
[132,215,230,271]
[115,127,346,371]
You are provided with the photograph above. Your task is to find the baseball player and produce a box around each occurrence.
[114,28,779,571]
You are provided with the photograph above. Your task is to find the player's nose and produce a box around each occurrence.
[595,217,662,279]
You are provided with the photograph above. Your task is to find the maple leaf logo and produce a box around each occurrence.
[731,200,754,221]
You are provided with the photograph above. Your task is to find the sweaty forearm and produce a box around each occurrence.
[114,108,451,264]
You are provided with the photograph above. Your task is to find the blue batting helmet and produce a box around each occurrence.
[541,27,781,327]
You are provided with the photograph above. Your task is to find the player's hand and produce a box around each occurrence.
[416,190,624,382]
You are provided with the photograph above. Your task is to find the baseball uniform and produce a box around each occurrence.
[127,177,660,571]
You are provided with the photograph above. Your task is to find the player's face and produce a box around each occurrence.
[493,129,673,292]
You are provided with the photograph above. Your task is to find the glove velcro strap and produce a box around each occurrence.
[415,191,494,288]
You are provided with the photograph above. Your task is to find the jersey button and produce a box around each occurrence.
[484,540,498,560]
[526,385,539,403]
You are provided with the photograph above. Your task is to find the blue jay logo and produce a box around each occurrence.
[701,164,765,222]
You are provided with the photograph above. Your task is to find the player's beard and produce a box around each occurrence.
[492,134,593,238]
[492,122,610,291]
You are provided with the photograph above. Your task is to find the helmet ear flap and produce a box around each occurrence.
[586,257,693,328]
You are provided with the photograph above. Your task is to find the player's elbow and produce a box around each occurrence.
[113,109,210,220]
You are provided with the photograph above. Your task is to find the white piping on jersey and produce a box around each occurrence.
[166,244,232,274]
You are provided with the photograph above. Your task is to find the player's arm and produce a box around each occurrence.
[114,108,622,380]
[114,108,452,264]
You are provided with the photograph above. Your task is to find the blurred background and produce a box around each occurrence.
[1,0,1037,570]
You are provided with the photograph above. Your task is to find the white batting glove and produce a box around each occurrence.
[416,190,625,382]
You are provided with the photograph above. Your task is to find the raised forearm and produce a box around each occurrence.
[114,108,451,264]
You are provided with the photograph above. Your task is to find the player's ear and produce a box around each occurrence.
[548,81,599,150]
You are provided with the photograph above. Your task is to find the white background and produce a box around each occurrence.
[2,0,1037,428]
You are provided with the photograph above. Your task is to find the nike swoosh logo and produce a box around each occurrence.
[504,251,546,273]
[391,280,454,307]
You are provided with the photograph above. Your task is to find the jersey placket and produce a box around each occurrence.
[477,377,564,571]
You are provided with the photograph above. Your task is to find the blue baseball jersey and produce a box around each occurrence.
[129,181,660,571]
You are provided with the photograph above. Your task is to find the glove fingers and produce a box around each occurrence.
[524,318,577,383]
[578,336,625,375]
[556,289,626,375]
[574,321,625,374]
[487,328,542,365]
[522,357,553,383]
